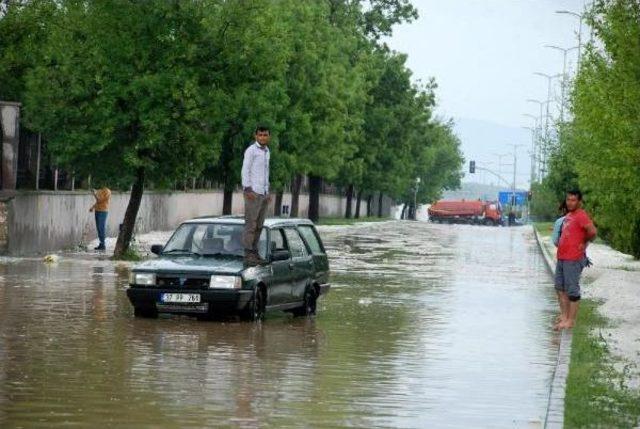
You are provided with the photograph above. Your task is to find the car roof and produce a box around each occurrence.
[182,215,315,228]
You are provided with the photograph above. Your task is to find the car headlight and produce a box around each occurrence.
[209,275,241,289]
[129,272,156,286]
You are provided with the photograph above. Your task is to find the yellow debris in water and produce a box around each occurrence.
[43,254,60,264]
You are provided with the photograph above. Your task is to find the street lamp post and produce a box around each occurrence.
[526,99,552,178]
[522,126,537,184]
[523,113,540,178]
[556,10,585,68]
[533,72,562,133]
[507,144,523,217]
[544,45,579,122]
[413,177,421,221]
[531,74,561,176]
[491,153,512,183]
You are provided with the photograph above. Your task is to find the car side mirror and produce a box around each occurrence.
[271,249,290,262]
[150,244,164,255]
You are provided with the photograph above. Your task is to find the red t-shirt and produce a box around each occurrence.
[557,209,593,261]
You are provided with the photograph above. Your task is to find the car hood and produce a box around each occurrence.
[132,256,245,275]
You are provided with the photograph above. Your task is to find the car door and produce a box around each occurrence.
[283,227,314,302]
[267,228,295,305]
[297,224,329,285]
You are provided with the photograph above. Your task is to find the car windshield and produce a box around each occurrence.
[162,223,267,258]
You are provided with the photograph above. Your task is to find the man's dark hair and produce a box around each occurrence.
[567,189,582,201]
[558,200,568,214]
[255,125,270,135]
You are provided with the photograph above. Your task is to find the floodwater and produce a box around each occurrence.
[0,221,558,428]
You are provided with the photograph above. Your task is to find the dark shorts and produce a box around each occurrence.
[554,259,587,300]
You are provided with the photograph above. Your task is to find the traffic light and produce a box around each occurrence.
[528,190,532,201]
[469,160,476,174]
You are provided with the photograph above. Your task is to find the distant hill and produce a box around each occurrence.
[453,117,532,189]
[443,182,505,201]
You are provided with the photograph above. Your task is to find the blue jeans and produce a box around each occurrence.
[95,211,108,247]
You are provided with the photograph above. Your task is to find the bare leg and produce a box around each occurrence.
[554,292,570,330]
[564,301,580,328]
[555,291,564,323]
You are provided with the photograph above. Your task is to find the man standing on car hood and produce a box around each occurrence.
[241,125,271,266]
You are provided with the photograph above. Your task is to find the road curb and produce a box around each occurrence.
[534,227,572,429]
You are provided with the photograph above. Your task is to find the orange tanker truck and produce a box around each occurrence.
[428,200,502,226]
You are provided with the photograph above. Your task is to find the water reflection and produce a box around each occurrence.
[0,222,557,428]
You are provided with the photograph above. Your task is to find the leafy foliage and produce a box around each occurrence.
[0,0,464,252]
[538,0,640,257]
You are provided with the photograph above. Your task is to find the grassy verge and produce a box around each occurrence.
[316,216,391,226]
[534,221,554,237]
[564,299,640,428]
[112,247,143,261]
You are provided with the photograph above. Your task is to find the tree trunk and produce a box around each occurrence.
[355,190,362,219]
[308,175,322,223]
[274,191,283,216]
[290,174,303,217]
[366,194,373,217]
[114,168,145,258]
[222,186,233,215]
[345,184,354,218]
[377,192,384,217]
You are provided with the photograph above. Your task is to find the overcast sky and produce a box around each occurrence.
[386,0,590,189]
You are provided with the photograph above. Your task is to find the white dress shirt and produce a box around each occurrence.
[241,142,270,195]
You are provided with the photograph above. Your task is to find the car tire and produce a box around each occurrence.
[242,286,266,322]
[134,307,158,318]
[293,286,317,317]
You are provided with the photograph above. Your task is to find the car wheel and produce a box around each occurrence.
[293,286,317,317]
[243,286,266,321]
[134,307,158,318]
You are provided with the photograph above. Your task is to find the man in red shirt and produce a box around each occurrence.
[554,190,597,330]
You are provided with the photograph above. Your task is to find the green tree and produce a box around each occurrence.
[560,0,640,256]
[201,0,291,215]
[0,0,57,101]
[24,0,227,257]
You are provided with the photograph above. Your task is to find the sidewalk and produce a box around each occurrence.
[536,228,640,389]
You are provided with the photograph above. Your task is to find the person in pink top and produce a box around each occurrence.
[554,190,597,330]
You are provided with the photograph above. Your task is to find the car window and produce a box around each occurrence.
[298,225,324,255]
[163,223,266,258]
[270,228,287,251]
[283,228,308,258]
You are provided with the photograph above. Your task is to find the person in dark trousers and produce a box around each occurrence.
[554,189,597,330]
[241,126,271,266]
[89,186,111,251]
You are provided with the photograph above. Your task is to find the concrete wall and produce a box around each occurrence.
[4,190,392,255]
[1,102,21,190]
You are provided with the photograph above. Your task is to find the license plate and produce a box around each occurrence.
[161,293,201,303]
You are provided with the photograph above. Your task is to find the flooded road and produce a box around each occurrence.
[0,221,558,428]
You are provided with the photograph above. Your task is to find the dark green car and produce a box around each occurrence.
[126,217,330,321]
